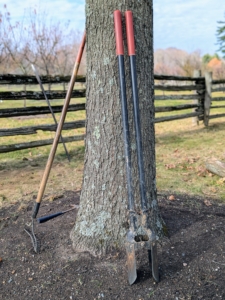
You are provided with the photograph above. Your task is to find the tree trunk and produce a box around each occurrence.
[70,0,163,256]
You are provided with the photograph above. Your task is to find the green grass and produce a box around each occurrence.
[1,87,225,207]
[0,84,86,206]
[155,90,225,200]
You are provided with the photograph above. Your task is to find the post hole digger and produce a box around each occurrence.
[24,32,86,253]
[114,10,159,285]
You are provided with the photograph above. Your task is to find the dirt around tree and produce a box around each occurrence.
[0,191,225,300]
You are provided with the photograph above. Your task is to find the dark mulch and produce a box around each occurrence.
[1,191,225,300]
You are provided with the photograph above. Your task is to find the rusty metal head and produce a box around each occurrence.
[126,216,159,284]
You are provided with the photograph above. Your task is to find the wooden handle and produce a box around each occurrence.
[125,11,135,55]
[114,10,124,55]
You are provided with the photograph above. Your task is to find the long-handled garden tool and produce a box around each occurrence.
[31,64,70,162]
[114,10,159,285]
[24,32,86,253]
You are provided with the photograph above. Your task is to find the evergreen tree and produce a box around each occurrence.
[216,14,225,58]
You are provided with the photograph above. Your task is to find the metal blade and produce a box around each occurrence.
[151,242,159,283]
[126,244,137,285]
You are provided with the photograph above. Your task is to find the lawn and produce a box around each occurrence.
[0,87,225,208]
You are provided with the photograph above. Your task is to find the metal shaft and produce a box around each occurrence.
[129,55,147,211]
[118,55,135,213]
[114,10,135,216]
[31,64,70,162]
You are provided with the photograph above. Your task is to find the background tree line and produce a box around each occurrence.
[0,5,86,76]
[154,48,225,80]
[0,5,225,79]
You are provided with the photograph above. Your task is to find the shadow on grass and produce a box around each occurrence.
[156,121,225,145]
[0,144,85,172]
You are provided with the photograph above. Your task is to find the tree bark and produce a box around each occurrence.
[71,0,163,256]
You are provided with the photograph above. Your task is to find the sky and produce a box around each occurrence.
[0,0,224,56]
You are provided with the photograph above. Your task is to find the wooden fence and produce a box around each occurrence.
[0,72,225,153]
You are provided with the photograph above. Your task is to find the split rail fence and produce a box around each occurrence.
[0,72,225,153]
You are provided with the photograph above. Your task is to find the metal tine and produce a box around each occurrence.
[24,219,40,253]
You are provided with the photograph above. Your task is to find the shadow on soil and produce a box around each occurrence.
[156,121,225,145]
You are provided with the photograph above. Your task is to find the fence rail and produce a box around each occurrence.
[0,120,85,137]
[0,89,85,101]
[0,103,85,118]
[0,74,85,84]
[1,72,225,153]
[0,134,85,153]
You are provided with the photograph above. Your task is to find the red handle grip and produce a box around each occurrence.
[125,11,135,56]
[114,10,124,55]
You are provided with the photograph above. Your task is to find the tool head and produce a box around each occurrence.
[126,214,159,284]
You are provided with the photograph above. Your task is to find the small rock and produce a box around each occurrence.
[8,277,12,283]
[168,195,175,201]
[183,263,187,267]
[204,199,212,206]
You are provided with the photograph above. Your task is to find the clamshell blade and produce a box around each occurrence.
[151,242,159,283]
[126,244,137,285]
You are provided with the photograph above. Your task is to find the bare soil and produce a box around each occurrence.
[1,191,225,300]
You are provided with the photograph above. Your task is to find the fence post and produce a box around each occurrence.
[192,70,201,126]
[204,72,212,127]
